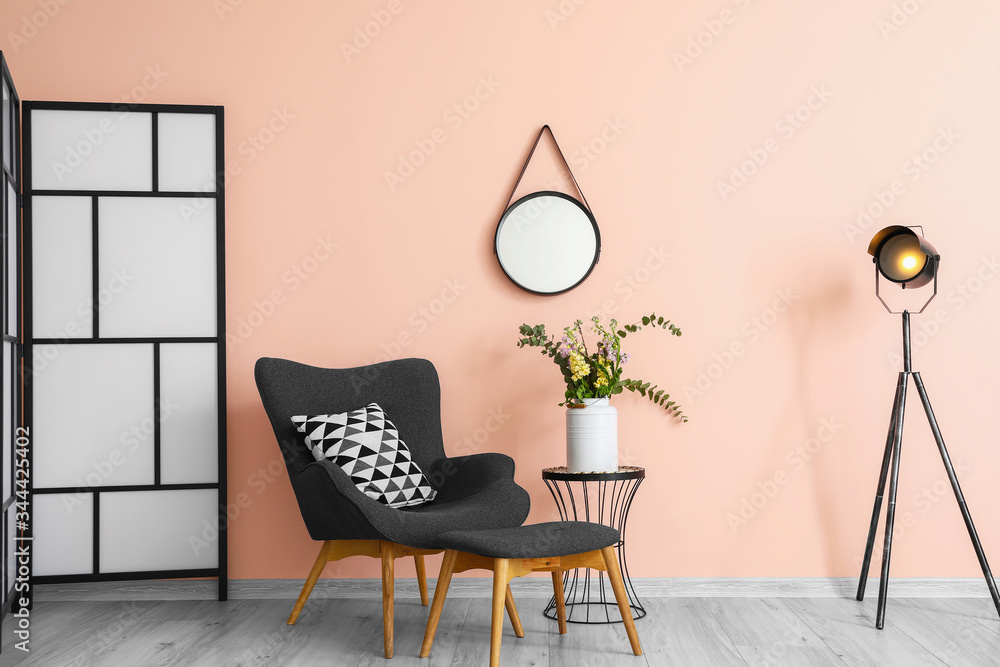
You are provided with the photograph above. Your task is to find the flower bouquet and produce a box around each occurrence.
[516,313,686,422]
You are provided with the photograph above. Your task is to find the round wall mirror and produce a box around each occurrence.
[494,191,601,295]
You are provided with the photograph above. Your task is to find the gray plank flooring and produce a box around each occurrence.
[3,594,1000,666]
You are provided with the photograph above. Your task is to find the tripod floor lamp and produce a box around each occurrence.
[856,225,1000,629]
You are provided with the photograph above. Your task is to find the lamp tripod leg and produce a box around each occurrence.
[876,372,908,629]
[858,374,905,601]
[912,373,1000,619]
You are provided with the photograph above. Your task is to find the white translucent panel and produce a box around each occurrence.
[2,80,9,171]
[98,197,217,338]
[30,196,92,338]
[33,493,94,576]
[160,344,218,484]
[158,113,216,193]
[2,182,5,334]
[6,182,15,336]
[33,344,154,488]
[30,110,152,191]
[0,179,10,333]
[100,489,219,572]
[2,342,10,501]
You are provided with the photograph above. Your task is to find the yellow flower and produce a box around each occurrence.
[569,351,590,382]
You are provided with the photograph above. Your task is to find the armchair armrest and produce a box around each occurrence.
[427,452,518,502]
[291,459,400,541]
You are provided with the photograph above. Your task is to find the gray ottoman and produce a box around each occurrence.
[419,521,642,666]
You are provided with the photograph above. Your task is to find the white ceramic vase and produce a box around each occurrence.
[566,397,618,473]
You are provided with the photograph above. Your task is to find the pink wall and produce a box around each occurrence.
[4,0,1000,581]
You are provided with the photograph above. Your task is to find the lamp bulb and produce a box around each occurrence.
[902,255,917,270]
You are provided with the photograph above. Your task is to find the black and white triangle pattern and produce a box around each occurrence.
[291,403,437,509]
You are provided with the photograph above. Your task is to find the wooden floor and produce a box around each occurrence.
[3,593,999,666]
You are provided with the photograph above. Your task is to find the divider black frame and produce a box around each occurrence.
[0,50,23,619]
[22,101,227,601]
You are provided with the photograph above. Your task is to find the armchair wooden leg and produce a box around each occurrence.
[504,584,524,638]
[551,572,567,635]
[490,559,511,667]
[414,554,429,606]
[421,549,458,658]
[287,540,333,625]
[380,541,396,659]
[601,546,642,656]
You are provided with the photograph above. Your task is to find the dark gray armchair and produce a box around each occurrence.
[254,357,530,658]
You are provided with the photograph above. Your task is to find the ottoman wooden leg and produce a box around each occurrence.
[415,554,429,606]
[504,584,524,638]
[601,546,642,656]
[425,523,640,663]
[490,559,511,667]
[551,572,567,634]
[420,549,458,658]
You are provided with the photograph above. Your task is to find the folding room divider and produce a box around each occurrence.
[1,52,22,619]
[0,51,227,618]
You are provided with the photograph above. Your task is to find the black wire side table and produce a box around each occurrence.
[541,466,645,624]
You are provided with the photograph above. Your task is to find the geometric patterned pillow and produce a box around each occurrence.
[290,403,437,509]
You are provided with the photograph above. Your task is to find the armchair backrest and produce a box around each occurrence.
[254,357,448,475]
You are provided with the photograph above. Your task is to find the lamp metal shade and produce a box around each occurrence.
[868,225,939,288]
